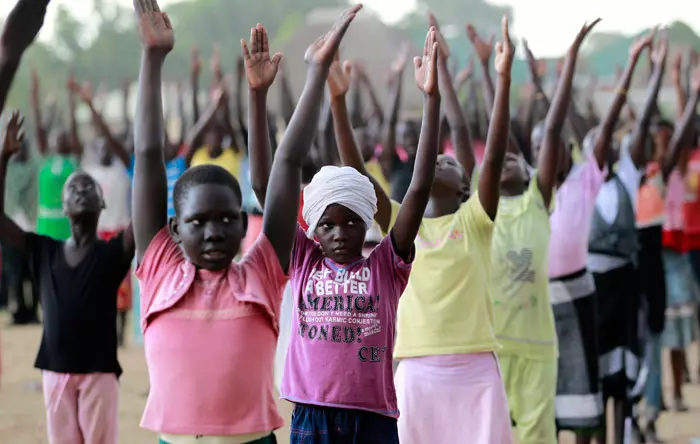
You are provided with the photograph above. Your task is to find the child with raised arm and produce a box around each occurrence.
[130,2,287,444]
[1,108,134,443]
[336,17,513,444]
[267,13,439,443]
[489,21,599,444]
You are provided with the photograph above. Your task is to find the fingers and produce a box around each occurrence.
[271,53,283,71]
[430,41,439,77]
[241,40,251,60]
[327,4,363,51]
[424,27,433,58]
[343,60,352,78]
[466,24,476,41]
[428,12,439,30]
[413,56,422,72]
[495,41,503,55]
[162,12,172,30]
[249,26,256,55]
[260,24,270,55]
[501,16,510,43]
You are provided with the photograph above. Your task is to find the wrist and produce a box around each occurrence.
[249,87,269,98]
[330,93,347,104]
[142,51,167,66]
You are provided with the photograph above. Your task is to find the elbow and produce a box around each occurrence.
[251,183,267,201]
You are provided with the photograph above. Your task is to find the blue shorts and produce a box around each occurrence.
[290,404,398,444]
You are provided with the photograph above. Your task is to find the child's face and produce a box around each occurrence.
[314,204,366,265]
[500,152,528,188]
[52,131,74,156]
[398,122,420,156]
[433,154,468,199]
[171,183,245,271]
[62,172,103,217]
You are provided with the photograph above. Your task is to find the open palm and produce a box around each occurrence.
[134,0,174,57]
[414,27,439,95]
[304,4,362,66]
[2,111,24,159]
[494,17,514,76]
[241,24,282,91]
[328,53,351,97]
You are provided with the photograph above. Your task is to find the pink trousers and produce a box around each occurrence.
[42,371,119,444]
[395,353,513,444]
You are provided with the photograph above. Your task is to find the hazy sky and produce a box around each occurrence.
[1,0,699,56]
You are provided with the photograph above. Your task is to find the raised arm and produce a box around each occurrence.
[0,0,49,117]
[190,48,201,124]
[479,17,514,220]
[235,57,249,147]
[433,24,475,176]
[661,67,700,180]
[131,0,173,261]
[0,112,29,252]
[378,62,404,179]
[241,23,282,206]
[628,29,667,169]
[278,62,296,127]
[466,24,495,114]
[328,53,392,232]
[538,20,600,207]
[29,69,48,154]
[66,70,82,159]
[592,31,652,169]
[183,88,225,165]
[391,28,440,260]
[70,80,131,167]
[263,5,362,271]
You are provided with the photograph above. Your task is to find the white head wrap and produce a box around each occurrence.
[302,166,377,239]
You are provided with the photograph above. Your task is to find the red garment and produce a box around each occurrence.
[663,229,687,253]
[98,230,132,312]
[298,191,308,231]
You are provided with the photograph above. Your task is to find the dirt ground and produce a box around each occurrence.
[1,313,699,444]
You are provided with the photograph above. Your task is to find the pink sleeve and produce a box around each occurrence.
[580,154,606,201]
[370,233,412,301]
[240,233,289,306]
[289,224,321,281]
[135,227,184,308]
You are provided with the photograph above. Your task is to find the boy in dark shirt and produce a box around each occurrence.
[0,112,134,444]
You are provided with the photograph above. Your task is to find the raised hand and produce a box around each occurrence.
[328,52,352,97]
[30,69,39,95]
[691,65,700,92]
[241,23,283,91]
[671,51,683,83]
[466,23,494,63]
[455,57,475,87]
[0,0,50,62]
[134,0,174,59]
[630,26,657,59]
[392,42,411,74]
[1,111,24,159]
[494,16,514,76]
[210,43,221,74]
[650,28,669,65]
[571,19,601,52]
[427,12,450,58]
[304,4,362,67]
[414,27,439,95]
[191,48,201,75]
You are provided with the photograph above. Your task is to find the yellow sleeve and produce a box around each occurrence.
[383,200,402,235]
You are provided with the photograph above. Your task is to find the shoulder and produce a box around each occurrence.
[460,193,494,228]
[135,226,183,282]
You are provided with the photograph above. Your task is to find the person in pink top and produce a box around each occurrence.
[131,4,289,444]
[274,22,440,443]
[548,30,662,443]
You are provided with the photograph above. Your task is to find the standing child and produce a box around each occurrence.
[0,111,134,444]
[490,20,599,444]
[131,2,288,443]
[338,17,514,444]
[274,12,440,444]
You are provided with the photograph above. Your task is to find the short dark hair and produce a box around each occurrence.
[173,165,242,214]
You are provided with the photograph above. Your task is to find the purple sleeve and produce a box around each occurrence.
[289,224,321,281]
[370,233,413,302]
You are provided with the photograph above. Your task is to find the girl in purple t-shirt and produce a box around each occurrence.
[263,24,441,443]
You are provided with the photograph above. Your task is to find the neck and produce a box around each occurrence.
[67,215,100,246]
[424,195,462,218]
[500,182,526,197]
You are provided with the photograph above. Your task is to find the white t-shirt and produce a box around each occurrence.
[83,162,131,232]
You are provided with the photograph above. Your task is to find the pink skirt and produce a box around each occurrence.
[395,353,513,444]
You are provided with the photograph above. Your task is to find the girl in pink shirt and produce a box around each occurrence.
[131,4,289,443]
